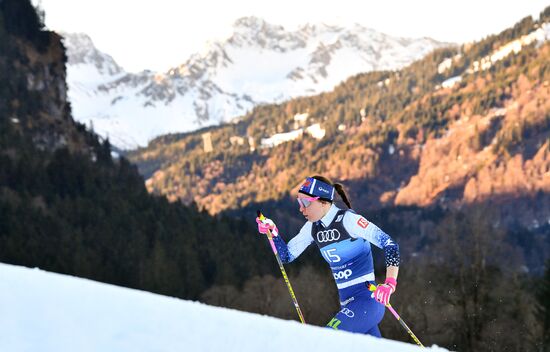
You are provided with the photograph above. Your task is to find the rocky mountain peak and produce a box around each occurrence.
[228,16,300,51]
[61,32,123,76]
[232,16,283,33]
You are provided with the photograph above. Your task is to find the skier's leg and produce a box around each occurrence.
[325,306,360,332]
[325,291,384,336]
[366,325,382,337]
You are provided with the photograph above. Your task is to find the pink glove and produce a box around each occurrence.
[373,277,397,306]
[256,217,279,237]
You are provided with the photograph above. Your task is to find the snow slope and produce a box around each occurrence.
[0,263,447,352]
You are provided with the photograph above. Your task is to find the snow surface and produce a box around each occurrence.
[441,76,462,89]
[260,123,326,148]
[306,123,326,139]
[469,22,550,73]
[0,263,448,352]
[261,128,304,148]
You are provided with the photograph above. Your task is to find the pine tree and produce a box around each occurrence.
[536,261,550,351]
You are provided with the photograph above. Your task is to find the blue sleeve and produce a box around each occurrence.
[380,231,400,267]
[368,224,400,267]
[271,222,314,264]
[343,212,400,267]
[273,236,292,263]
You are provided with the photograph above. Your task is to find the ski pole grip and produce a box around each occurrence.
[257,210,273,238]
[257,210,265,221]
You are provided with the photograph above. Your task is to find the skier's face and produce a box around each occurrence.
[297,193,330,222]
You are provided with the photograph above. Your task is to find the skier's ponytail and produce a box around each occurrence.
[311,175,352,209]
[333,183,352,209]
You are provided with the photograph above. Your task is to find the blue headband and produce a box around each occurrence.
[299,177,335,201]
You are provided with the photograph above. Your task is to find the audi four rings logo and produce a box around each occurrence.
[340,308,355,318]
[317,229,341,242]
[333,269,352,280]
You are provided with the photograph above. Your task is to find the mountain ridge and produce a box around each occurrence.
[128,12,550,231]
[62,17,450,148]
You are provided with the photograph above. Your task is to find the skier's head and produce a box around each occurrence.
[297,175,351,222]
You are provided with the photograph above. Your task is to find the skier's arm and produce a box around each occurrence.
[386,265,399,280]
[344,212,400,304]
[343,212,400,270]
[272,222,314,263]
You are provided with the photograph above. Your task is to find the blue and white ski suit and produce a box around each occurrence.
[272,204,400,336]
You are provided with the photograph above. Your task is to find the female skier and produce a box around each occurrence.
[256,175,400,337]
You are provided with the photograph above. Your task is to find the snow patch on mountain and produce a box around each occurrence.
[435,22,550,91]
[469,22,550,73]
[260,123,326,148]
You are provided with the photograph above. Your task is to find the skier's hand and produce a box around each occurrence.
[373,277,397,306]
[256,217,279,237]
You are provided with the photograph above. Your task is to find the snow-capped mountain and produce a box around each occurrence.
[63,17,451,149]
[63,33,123,75]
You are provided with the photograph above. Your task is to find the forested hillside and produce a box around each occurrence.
[0,0,274,301]
[130,10,550,232]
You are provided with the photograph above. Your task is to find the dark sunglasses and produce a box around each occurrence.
[297,196,319,208]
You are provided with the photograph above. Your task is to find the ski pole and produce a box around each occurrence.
[257,210,306,324]
[368,283,424,347]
